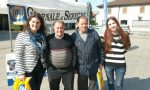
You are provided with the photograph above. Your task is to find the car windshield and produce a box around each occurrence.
[94,25,105,36]
[121,24,130,34]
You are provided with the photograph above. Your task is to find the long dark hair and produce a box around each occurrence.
[104,16,131,53]
[22,13,46,35]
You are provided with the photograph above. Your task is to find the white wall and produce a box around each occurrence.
[96,4,150,28]
[0,0,8,14]
[0,0,7,8]
[142,5,150,20]
[96,9,103,25]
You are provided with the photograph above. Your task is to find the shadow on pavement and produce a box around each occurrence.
[124,77,150,90]
[128,45,139,51]
[103,77,150,90]
[0,31,19,41]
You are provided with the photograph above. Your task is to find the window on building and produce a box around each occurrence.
[140,6,145,13]
[108,8,111,14]
[122,7,127,14]
[121,20,127,25]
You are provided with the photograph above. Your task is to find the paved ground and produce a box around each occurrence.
[0,30,150,90]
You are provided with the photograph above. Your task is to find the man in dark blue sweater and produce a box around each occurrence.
[46,20,76,90]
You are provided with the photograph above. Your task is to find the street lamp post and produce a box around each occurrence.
[103,0,108,25]
[87,2,90,27]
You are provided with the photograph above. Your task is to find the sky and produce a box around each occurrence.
[77,0,113,11]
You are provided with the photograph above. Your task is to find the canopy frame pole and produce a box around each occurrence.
[7,4,13,52]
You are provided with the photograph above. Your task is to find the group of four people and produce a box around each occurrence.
[15,13,131,90]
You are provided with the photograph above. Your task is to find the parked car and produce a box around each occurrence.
[121,24,131,34]
[94,25,105,42]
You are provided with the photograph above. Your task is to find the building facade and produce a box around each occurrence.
[0,0,9,30]
[96,0,150,29]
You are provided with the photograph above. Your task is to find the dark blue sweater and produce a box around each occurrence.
[46,33,76,70]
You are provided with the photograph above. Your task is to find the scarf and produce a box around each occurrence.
[28,30,47,68]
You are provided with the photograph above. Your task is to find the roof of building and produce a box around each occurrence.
[97,0,150,8]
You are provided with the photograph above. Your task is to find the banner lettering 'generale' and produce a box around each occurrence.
[27,7,87,24]
[8,5,87,25]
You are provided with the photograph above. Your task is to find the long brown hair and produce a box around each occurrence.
[22,13,46,35]
[104,16,131,53]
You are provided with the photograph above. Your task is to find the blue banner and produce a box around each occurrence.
[9,5,27,25]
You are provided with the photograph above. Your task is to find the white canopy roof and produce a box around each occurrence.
[0,8,7,14]
[7,0,87,11]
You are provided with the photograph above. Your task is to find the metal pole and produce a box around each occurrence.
[103,0,108,24]
[87,2,90,28]
[7,4,13,52]
[118,6,120,20]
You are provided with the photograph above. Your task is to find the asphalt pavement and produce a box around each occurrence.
[0,30,150,90]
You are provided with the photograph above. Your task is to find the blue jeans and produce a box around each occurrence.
[104,66,126,90]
